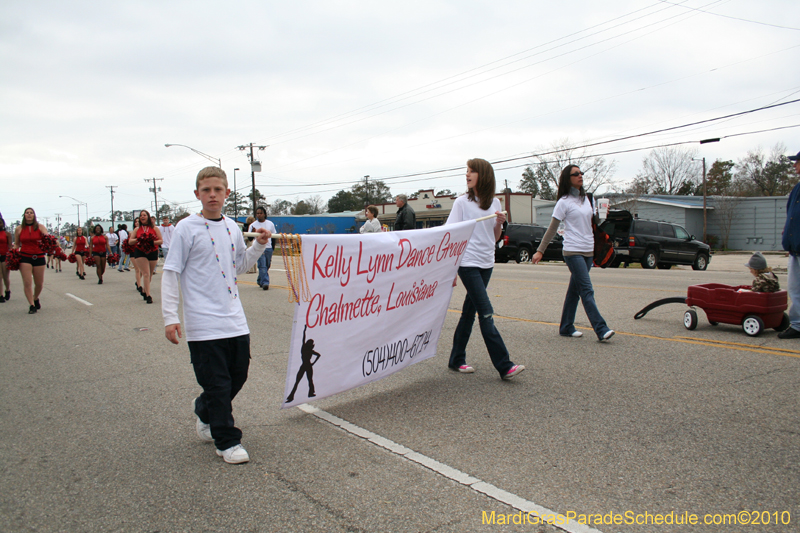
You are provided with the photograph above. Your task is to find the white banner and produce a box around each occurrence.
[282,220,477,408]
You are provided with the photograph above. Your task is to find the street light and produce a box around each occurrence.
[59,195,87,227]
[694,138,721,244]
[233,168,240,220]
[164,144,221,168]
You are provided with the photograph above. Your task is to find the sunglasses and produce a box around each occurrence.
[570,171,584,177]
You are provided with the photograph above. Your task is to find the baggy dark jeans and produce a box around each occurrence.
[189,335,250,450]
[448,266,514,376]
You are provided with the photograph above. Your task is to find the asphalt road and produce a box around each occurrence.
[1,254,798,533]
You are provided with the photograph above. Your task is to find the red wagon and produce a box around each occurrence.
[634,283,789,337]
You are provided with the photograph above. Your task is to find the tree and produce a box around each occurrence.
[737,144,795,196]
[270,199,293,215]
[291,196,324,215]
[247,188,265,213]
[224,191,249,218]
[520,138,617,200]
[436,189,454,197]
[352,177,392,205]
[705,160,735,196]
[637,146,699,195]
[327,190,361,213]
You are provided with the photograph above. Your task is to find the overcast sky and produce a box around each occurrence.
[2,0,799,226]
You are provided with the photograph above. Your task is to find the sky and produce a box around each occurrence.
[1,0,799,227]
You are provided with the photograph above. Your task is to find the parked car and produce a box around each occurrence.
[495,223,563,263]
[600,210,711,270]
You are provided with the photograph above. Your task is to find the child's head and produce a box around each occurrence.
[745,252,769,276]
[195,166,228,190]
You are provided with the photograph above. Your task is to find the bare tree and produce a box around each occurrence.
[713,195,742,249]
[519,138,617,200]
[736,143,796,196]
[637,146,699,195]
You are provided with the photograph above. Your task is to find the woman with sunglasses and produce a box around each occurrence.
[532,165,614,341]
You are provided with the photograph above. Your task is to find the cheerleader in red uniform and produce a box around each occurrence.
[131,218,142,292]
[90,224,111,284]
[0,214,10,303]
[128,210,162,304]
[14,207,49,314]
[71,226,88,280]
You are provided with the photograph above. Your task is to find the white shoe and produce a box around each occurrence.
[192,399,213,443]
[216,444,250,464]
[600,330,615,341]
[570,331,583,337]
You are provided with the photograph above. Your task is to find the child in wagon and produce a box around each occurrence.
[744,252,780,292]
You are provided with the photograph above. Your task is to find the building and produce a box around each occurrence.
[355,189,534,229]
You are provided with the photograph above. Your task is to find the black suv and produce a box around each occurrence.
[495,223,563,263]
[600,210,711,270]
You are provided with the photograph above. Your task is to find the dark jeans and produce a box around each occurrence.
[449,266,514,376]
[561,255,610,339]
[189,335,250,450]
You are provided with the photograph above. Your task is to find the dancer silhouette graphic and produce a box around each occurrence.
[286,325,321,402]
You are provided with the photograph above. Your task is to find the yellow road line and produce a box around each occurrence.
[494,278,685,293]
[446,309,800,359]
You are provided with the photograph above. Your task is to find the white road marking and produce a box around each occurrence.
[65,293,93,306]
[297,403,604,533]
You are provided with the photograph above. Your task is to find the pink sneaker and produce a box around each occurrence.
[503,364,525,380]
[455,365,475,373]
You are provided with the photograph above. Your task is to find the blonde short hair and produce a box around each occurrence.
[196,166,228,190]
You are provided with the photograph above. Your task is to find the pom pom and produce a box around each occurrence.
[107,253,120,266]
[38,234,59,254]
[55,247,68,261]
[68,253,77,264]
[137,232,156,253]
[121,239,134,255]
[6,250,21,271]
[84,255,96,267]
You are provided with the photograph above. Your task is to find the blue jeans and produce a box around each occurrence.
[561,255,611,339]
[788,255,800,330]
[449,266,514,376]
[257,248,274,287]
[118,250,129,270]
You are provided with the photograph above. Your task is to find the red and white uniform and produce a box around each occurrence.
[19,226,45,257]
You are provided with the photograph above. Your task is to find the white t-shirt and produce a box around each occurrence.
[118,229,128,243]
[160,224,174,248]
[360,218,381,233]
[249,219,277,249]
[445,195,501,269]
[106,232,119,247]
[552,194,594,253]
[163,215,264,342]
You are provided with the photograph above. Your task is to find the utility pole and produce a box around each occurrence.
[54,213,62,236]
[364,175,370,206]
[107,185,117,226]
[234,168,240,220]
[144,178,164,219]
[237,143,267,214]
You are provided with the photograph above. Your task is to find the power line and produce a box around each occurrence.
[656,0,800,31]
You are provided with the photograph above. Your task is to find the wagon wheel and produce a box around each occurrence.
[683,310,698,330]
[775,312,790,332]
[742,315,764,337]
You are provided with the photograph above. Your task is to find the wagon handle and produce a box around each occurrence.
[634,297,688,319]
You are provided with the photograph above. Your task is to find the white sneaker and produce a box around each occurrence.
[600,330,615,341]
[216,444,250,464]
[192,399,213,443]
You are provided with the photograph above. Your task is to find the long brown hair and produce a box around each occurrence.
[466,158,496,211]
[21,207,39,231]
[138,210,155,228]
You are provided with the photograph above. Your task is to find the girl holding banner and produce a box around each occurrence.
[446,159,525,380]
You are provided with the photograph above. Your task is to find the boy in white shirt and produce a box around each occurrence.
[162,166,271,464]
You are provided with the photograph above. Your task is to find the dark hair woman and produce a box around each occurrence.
[90,224,111,284]
[444,158,525,380]
[532,165,614,341]
[14,207,49,314]
[128,210,163,304]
